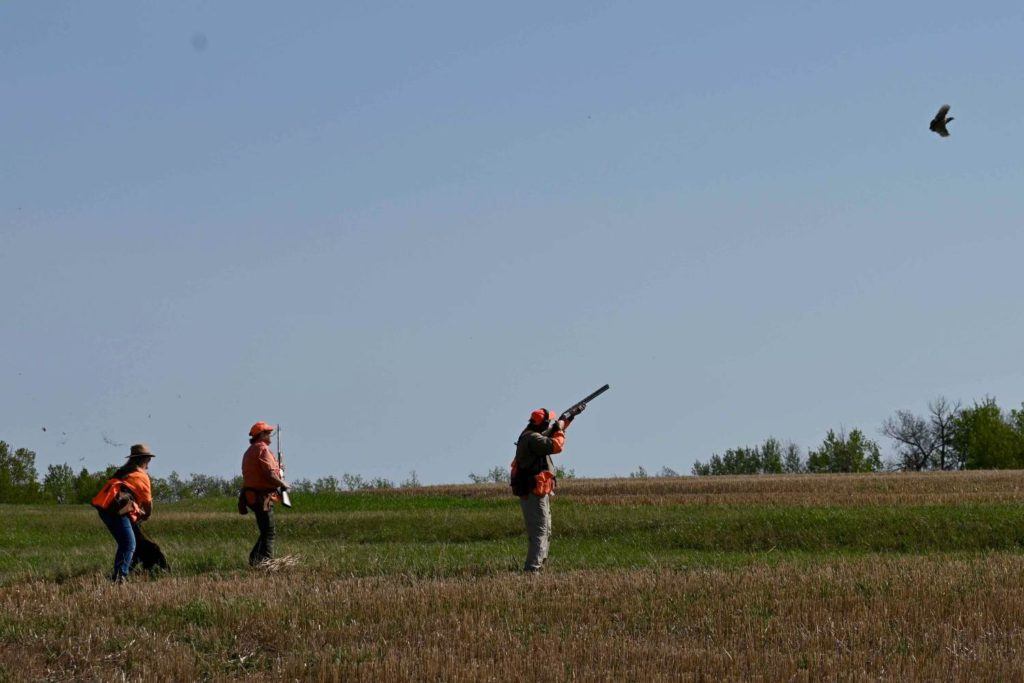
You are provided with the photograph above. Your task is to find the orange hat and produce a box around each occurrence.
[529,409,553,426]
[249,421,275,437]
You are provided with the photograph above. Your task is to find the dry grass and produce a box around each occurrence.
[6,471,1024,680]
[433,469,1024,506]
[3,556,1024,680]
[254,555,301,573]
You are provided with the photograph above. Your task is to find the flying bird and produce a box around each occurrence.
[102,432,125,448]
[930,104,954,137]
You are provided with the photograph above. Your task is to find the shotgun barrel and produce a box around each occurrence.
[559,384,610,421]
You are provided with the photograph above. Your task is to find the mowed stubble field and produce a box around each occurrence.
[4,471,1024,680]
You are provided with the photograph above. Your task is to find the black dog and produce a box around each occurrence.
[130,524,170,573]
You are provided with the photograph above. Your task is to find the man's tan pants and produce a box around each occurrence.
[520,492,551,571]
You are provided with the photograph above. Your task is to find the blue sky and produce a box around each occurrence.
[3,1,1022,483]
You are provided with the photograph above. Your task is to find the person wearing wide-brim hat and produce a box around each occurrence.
[90,444,157,582]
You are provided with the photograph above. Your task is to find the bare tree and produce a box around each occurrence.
[881,397,961,471]
[882,410,936,471]
[929,397,960,470]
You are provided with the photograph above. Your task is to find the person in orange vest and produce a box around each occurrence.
[91,444,156,582]
[511,406,582,572]
[241,421,289,566]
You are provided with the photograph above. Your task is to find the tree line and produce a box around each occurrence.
[3,395,1023,502]
[0,443,422,504]
[692,396,1024,475]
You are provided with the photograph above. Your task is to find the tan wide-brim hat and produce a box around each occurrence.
[128,443,156,458]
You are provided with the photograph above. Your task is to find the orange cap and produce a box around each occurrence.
[529,409,554,426]
[249,421,275,437]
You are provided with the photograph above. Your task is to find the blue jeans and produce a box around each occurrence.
[98,509,138,580]
[248,503,276,566]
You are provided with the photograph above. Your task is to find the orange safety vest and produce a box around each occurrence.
[92,479,121,509]
[510,464,557,498]
[532,470,556,496]
[91,479,134,516]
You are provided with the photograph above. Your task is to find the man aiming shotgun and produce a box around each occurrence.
[511,384,609,572]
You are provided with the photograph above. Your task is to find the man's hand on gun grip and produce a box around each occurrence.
[561,403,586,427]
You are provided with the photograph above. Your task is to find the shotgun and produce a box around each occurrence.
[275,424,292,508]
[560,384,610,421]
[543,384,610,435]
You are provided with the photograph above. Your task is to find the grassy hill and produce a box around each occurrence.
[3,471,1024,679]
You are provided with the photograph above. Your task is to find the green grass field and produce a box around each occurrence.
[4,471,1024,680]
